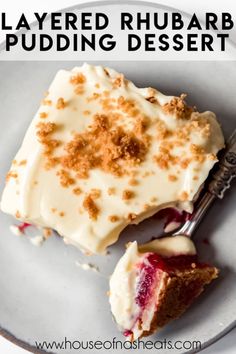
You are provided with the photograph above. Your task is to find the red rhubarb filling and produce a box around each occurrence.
[17,222,32,234]
[124,252,201,337]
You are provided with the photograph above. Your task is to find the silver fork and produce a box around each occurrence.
[168,129,236,238]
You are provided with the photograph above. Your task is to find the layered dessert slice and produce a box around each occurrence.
[1,64,224,254]
[109,236,218,340]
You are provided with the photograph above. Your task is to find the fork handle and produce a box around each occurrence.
[208,131,236,198]
[173,129,236,237]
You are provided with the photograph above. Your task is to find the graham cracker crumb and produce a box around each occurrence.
[190,144,206,163]
[154,151,174,170]
[59,211,65,217]
[39,112,48,119]
[83,110,91,116]
[19,159,27,166]
[70,73,86,85]
[150,197,157,203]
[73,187,82,195]
[134,115,150,135]
[112,74,125,88]
[15,210,21,218]
[180,158,191,169]
[57,169,75,188]
[108,215,120,222]
[129,178,138,186]
[208,153,217,161]
[103,68,110,77]
[168,174,178,182]
[83,195,99,220]
[60,113,148,180]
[43,228,52,239]
[74,86,84,95]
[122,190,135,200]
[103,90,110,97]
[36,122,56,138]
[163,94,194,119]
[156,120,171,140]
[127,213,137,221]
[147,96,158,104]
[90,188,101,199]
[56,97,67,110]
[179,191,189,201]
[108,187,116,195]
[41,99,52,106]
[36,122,61,168]
[6,171,18,182]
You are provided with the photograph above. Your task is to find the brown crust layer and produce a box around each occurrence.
[141,265,218,337]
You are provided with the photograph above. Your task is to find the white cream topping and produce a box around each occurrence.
[110,241,141,331]
[109,236,196,339]
[138,235,196,257]
[0,63,224,254]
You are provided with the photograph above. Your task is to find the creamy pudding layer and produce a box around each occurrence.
[1,64,224,254]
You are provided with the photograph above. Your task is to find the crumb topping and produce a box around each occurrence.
[146,89,159,104]
[108,187,116,195]
[108,215,120,222]
[179,191,189,201]
[73,187,82,195]
[36,122,57,138]
[15,210,21,218]
[59,112,149,179]
[128,178,138,186]
[6,171,18,182]
[74,86,85,95]
[36,122,60,168]
[70,73,86,85]
[90,188,101,199]
[83,110,91,116]
[208,153,217,161]
[127,213,137,221]
[31,68,220,227]
[19,159,27,166]
[42,99,52,106]
[163,94,194,119]
[112,74,126,88]
[56,97,67,110]
[40,112,48,119]
[122,190,135,200]
[43,228,52,238]
[57,169,75,188]
[150,197,157,203]
[168,174,178,182]
[83,194,99,220]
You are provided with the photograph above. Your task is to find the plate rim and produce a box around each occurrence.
[0,1,236,353]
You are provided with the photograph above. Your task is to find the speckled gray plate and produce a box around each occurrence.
[0,5,236,354]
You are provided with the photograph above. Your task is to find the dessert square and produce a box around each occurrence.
[1,64,224,254]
